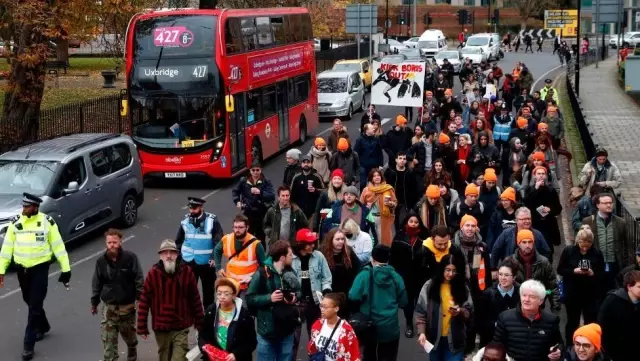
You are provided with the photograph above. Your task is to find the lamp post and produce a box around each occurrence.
[575,0,581,96]
[386,0,389,44]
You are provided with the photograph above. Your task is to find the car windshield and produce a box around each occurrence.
[332,63,361,72]
[398,48,421,57]
[318,78,347,93]
[461,47,481,54]
[466,37,489,46]
[436,51,459,59]
[0,160,59,196]
[418,40,437,49]
[386,39,401,45]
[381,55,406,63]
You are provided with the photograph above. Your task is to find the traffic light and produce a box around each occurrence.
[466,11,473,25]
[493,9,500,25]
[457,9,468,25]
[400,11,405,25]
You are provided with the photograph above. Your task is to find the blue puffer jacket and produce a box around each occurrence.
[354,134,383,168]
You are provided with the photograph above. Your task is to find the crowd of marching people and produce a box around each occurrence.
[80,55,639,361]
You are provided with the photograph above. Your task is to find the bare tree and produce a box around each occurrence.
[512,0,558,30]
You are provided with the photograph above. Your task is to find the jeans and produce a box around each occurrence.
[429,337,464,361]
[257,333,294,361]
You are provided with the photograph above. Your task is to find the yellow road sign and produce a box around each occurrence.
[545,10,579,37]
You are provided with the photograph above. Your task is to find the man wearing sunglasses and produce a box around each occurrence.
[175,196,224,309]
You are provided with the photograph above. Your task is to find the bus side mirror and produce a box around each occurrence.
[120,99,128,117]
[225,95,234,113]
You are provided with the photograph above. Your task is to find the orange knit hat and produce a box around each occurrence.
[517,117,528,128]
[460,214,478,229]
[500,187,517,202]
[465,183,479,196]
[314,137,326,146]
[484,169,498,182]
[517,229,534,244]
[337,138,349,151]
[537,122,549,132]
[425,90,433,96]
[531,151,545,161]
[444,89,453,96]
[573,323,602,351]
[439,132,450,144]
[396,115,408,125]
[425,185,441,198]
[533,165,548,175]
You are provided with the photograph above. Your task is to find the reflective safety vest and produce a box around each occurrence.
[0,212,70,273]
[493,118,511,142]
[180,213,216,265]
[222,233,260,289]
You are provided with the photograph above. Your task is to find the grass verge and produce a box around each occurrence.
[0,57,122,72]
[0,87,119,111]
[557,78,587,186]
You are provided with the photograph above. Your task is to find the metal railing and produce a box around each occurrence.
[565,58,640,267]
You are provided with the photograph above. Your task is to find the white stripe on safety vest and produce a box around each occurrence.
[225,269,255,283]
[228,259,257,267]
[247,242,255,260]
[13,230,47,235]
[50,239,63,248]
[13,250,52,258]
[14,241,46,247]
[0,253,11,260]
[54,250,68,258]
[192,249,213,255]
[185,234,212,240]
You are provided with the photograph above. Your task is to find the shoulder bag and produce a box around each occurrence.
[309,319,342,361]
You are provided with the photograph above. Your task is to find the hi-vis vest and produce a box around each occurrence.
[0,212,70,273]
[223,233,260,289]
[180,213,216,265]
[493,118,511,142]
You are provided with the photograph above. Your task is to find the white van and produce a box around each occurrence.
[417,30,447,58]
[464,33,501,61]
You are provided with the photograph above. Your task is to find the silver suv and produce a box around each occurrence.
[0,133,144,245]
[317,70,366,120]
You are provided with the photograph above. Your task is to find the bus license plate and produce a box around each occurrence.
[164,172,186,178]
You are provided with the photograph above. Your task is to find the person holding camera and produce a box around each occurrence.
[291,229,333,357]
[556,225,605,341]
[246,240,301,361]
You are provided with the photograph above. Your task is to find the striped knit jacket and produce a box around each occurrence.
[136,261,204,334]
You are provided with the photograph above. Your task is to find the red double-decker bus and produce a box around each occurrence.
[123,7,318,179]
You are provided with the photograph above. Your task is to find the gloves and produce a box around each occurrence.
[58,271,71,285]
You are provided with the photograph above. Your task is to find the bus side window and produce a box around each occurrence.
[289,14,301,42]
[255,16,274,48]
[287,78,295,106]
[271,17,286,45]
[283,16,292,44]
[294,73,310,104]
[240,18,257,51]
[301,13,313,41]
[262,85,276,119]
[246,89,262,125]
[225,18,243,54]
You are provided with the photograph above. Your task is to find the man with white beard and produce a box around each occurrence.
[137,240,204,361]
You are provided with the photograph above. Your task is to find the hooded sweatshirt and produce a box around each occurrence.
[598,288,640,361]
[348,264,408,342]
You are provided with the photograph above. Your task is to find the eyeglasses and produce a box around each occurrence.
[574,341,593,350]
[498,273,513,278]
[216,292,234,297]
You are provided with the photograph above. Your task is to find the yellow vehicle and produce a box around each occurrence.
[332,59,372,91]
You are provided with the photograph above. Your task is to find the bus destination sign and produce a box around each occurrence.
[249,49,304,82]
[154,26,195,48]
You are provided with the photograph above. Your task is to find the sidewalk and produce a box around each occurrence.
[579,56,640,212]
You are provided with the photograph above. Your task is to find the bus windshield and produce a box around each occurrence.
[130,14,222,148]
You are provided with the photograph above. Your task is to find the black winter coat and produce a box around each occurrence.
[408,140,440,173]
[524,184,563,247]
[556,245,605,301]
[507,250,561,310]
[494,305,564,361]
[198,301,257,361]
[597,288,640,361]
[91,249,144,307]
[383,127,413,160]
[477,283,520,344]
[390,229,430,292]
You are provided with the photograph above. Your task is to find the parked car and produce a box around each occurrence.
[464,33,501,61]
[398,47,425,61]
[609,32,640,48]
[403,37,420,48]
[460,46,489,65]
[317,70,366,120]
[332,59,373,91]
[0,133,144,248]
[383,38,407,53]
[434,50,463,74]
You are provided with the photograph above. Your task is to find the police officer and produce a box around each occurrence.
[0,193,71,360]
[175,197,223,309]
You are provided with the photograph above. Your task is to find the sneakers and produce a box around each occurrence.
[22,350,34,361]
[405,325,414,338]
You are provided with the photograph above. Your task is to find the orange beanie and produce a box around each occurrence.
[460,214,478,229]
[517,117,528,128]
[337,138,349,151]
[532,151,545,161]
[501,187,517,202]
[439,132,450,144]
[537,122,549,131]
[465,183,479,196]
[516,229,534,244]
[484,169,498,182]
[533,165,548,175]
[444,89,453,96]
[396,115,408,125]
[573,323,602,351]
[314,137,326,146]
[425,90,433,96]
[425,185,441,198]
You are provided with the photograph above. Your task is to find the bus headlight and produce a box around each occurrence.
[216,141,223,148]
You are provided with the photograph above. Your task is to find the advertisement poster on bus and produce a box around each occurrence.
[370,60,426,107]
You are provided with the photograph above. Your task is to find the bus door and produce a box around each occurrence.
[276,81,289,147]
[229,94,246,172]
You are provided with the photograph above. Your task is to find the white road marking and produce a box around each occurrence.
[381,117,391,125]
[531,64,564,92]
[181,188,224,210]
[0,235,136,300]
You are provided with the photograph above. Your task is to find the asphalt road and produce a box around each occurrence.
[0,50,566,361]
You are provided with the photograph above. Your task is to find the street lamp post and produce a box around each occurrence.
[386,0,389,44]
[575,0,581,96]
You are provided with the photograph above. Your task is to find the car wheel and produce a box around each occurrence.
[119,194,138,228]
[298,118,307,144]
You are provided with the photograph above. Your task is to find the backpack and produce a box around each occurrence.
[455,200,484,215]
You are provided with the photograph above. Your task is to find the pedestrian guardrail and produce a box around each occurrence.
[565,63,640,267]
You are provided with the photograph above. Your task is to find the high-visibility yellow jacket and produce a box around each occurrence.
[0,212,70,274]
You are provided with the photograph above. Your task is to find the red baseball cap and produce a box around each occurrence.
[296,229,318,244]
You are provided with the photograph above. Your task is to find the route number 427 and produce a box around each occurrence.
[193,65,208,78]
[155,30,180,44]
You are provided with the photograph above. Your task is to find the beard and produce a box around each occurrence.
[163,259,176,274]
[234,231,247,240]
[106,247,120,257]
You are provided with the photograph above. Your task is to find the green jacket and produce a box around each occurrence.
[348,264,408,342]
[245,257,301,340]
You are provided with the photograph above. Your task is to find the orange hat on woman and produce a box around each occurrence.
[517,117,528,129]
[460,214,478,229]
[425,185,441,198]
[484,169,498,182]
[314,137,326,146]
[532,151,545,161]
[517,229,534,244]
[538,122,549,132]
[444,89,453,96]
[439,132,450,144]
[465,183,479,196]
[573,323,602,351]
[337,138,349,151]
[396,115,408,125]
[533,165,548,175]
[501,187,517,202]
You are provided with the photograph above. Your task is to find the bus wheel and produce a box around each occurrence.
[298,118,308,144]
[251,140,263,165]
